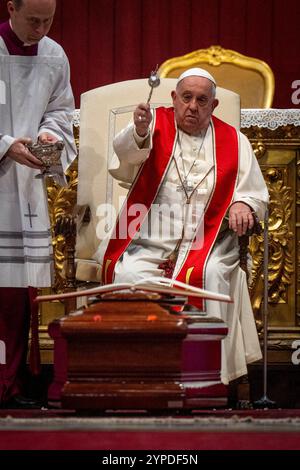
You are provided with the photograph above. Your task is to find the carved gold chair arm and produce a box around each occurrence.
[54,204,91,291]
[54,204,91,313]
[54,204,91,237]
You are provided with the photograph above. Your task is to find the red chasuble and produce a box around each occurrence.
[102,107,238,309]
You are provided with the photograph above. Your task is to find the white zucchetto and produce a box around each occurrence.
[177,67,217,86]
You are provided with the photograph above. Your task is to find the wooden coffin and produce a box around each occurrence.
[60,296,228,411]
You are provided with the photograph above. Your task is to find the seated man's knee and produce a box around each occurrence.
[206,259,224,284]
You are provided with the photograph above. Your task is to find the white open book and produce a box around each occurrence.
[36,276,232,304]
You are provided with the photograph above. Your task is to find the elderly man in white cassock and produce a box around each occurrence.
[0,0,76,408]
[94,68,269,386]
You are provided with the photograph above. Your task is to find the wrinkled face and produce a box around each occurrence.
[7,0,56,44]
[171,76,219,135]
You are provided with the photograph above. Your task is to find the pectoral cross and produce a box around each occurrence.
[24,203,38,228]
[176,180,194,193]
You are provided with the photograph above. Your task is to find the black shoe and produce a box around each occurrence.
[2,394,42,409]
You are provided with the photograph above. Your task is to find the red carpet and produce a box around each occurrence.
[1,430,300,450]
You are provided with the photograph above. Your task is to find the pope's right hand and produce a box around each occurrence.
[5,137,43,169]
[133,103,152,137]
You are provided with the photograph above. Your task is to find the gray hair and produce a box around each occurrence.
[211,83,216,99]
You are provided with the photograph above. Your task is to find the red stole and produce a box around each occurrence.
[102,107,176,284]
[102,107,238,309]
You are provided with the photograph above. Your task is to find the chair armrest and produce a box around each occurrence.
[245,212,262,237]
[54,204,91,312]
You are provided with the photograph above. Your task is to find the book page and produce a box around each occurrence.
[35,276,232,304]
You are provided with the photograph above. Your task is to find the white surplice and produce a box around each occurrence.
[0,36,76,288]
[94,116,269,383]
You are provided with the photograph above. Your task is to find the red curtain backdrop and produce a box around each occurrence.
[0,0,299,108]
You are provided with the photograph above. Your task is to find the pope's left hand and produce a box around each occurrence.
[38,132,58,144]
[229,202,254,236]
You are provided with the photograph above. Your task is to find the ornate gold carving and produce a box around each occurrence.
[186,45,241,67]
[242,125,300,141]
[46,162,78,291]
[46,125,79,292]
[250,167,294,320]
[251,141,266,159]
